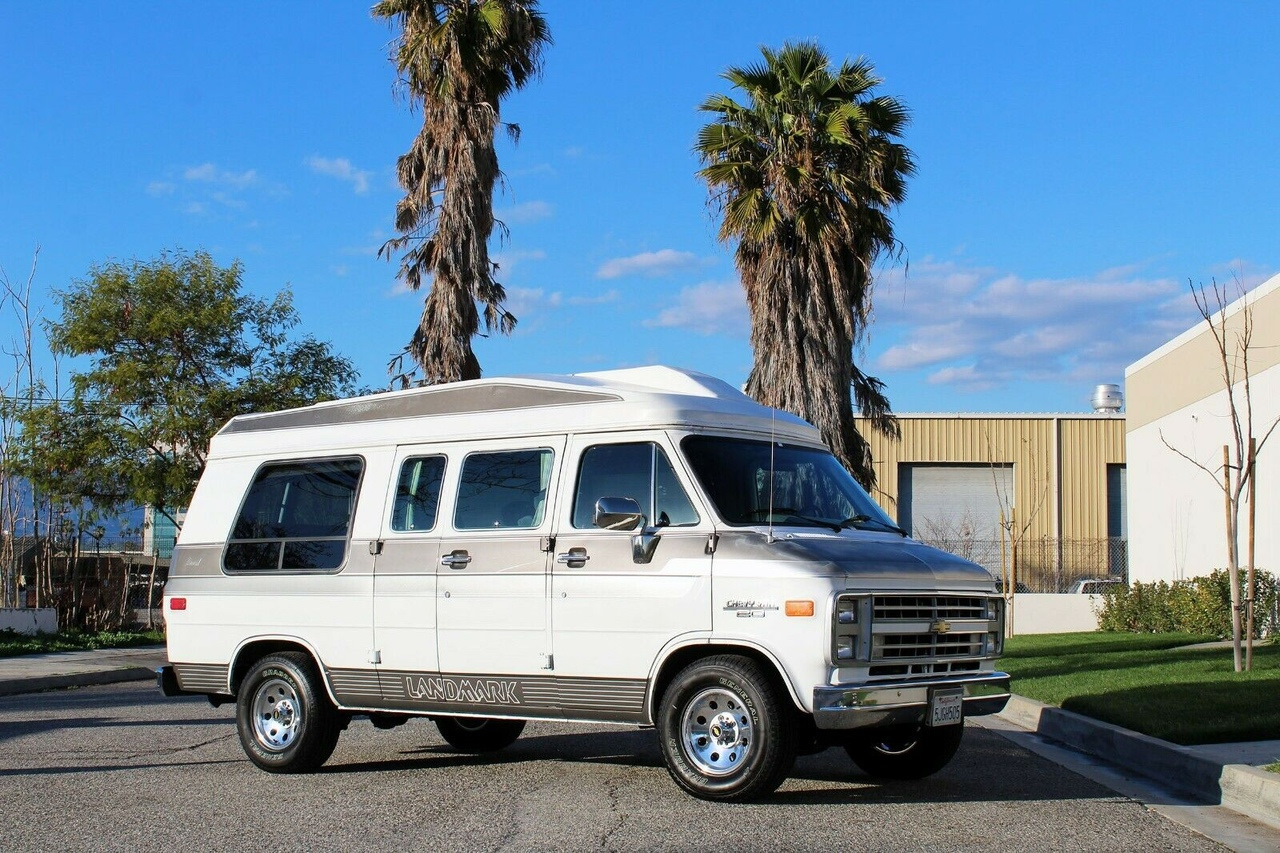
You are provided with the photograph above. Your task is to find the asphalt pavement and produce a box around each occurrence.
[1,644,1277,835]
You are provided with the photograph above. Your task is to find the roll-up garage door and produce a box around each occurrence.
[899,463,1013,572]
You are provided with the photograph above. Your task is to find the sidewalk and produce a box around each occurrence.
[2,647,1278,832]
[998,694,1280,833]
[0,646,166,696]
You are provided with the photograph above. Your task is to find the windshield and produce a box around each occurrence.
[681,436,899,532]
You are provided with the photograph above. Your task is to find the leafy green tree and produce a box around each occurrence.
[696,42,913,487]
[17,250,358,527]
[373,0,551,386]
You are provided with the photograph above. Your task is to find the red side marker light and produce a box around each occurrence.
[169,597,187,611]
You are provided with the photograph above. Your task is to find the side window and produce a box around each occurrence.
[224,457,363,572]
[572,442,699,529]
[391,455,446,532]
[454,449,553,530]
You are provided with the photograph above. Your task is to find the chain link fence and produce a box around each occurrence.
[913,534,1128,593]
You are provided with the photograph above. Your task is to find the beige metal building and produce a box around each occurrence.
[854,412,1127,591]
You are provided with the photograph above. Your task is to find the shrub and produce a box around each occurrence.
[1097,569,1278,638]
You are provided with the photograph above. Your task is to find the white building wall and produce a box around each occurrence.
[1126,272,1280,585]
[1126,353,1280,583]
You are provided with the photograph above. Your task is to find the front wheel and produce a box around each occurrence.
[657,655,796,802]
[236,652,341,773]
[435,716,526,753]
[844,721,964,780]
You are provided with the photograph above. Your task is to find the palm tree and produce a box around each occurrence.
[373,0,550,385]
[696,42,912,488]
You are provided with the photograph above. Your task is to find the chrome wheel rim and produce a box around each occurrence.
[680,687,753,777]
[252,677,302,752]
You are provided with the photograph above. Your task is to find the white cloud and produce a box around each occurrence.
[492,249,546,276]
[305,155,371,194]
[146,181,175,196]
[644,281,748,337]
[596,249,711,280]
[183,162,257,188]
[568,289,620,306]
[871,258,1236,391]
[504,286,563,317]
[496,200,553,224]
[386,277,416,297]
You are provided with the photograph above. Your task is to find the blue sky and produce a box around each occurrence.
[3,2,1278,414]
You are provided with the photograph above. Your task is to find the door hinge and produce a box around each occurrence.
[540,535,556,553]
[541,653,554,670]
[368,649,382,665]
[705,532,719,555]
[368,540,384,556]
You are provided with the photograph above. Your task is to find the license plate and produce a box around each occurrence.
[927,688,964,727]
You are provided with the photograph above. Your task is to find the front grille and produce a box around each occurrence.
[833,592,1001,679]
[869,660,981,678]
[872,632,984,660]
[872,595,986,621]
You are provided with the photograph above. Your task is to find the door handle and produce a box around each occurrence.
[556,547,590,568]
[440,550,472,568]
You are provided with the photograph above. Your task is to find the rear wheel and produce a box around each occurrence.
[657,655,795,802]
[844,721,964,780]
[236,652,341,773]
[435,716,526,753]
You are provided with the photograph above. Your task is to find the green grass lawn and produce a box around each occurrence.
[0,628,165,658]
[1001,632,1280,746]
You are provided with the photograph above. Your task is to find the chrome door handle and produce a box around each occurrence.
[440,550,471,568]
[556,548,590,568]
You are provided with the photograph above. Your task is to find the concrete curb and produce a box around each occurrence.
[0,666,157,697]
[1221,765,1280,832]
[1001,694,1280,831]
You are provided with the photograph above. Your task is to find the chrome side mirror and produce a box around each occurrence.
[594,496,644,532]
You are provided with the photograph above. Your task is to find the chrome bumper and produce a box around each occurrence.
[812,671,1010,730]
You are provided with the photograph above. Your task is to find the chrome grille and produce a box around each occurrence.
[872,632,984,660]
[872,595,986,621]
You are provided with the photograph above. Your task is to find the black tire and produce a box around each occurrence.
[844,721,964,780]
[235,652,341,773]
[657,655,796,802]
[435,716,526,753]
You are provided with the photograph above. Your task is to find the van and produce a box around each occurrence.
[158,366,1009,801]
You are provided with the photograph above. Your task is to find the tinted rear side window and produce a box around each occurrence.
[391,456,446,532]
[454,449,553,530]
[225,457,363,572]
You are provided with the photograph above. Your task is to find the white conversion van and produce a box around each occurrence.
[158,366,1009,801]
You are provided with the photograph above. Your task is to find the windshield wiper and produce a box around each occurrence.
[840,514,908,537]
[744,508,841,532]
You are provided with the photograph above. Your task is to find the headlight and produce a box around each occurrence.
[836,599,858,624]
[986,597,1002,620]
[836,636,856,660]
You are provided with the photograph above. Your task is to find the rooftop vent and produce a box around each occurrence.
[1092,383,1123,413]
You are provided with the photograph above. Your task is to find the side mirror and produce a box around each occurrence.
[594,496,644,532]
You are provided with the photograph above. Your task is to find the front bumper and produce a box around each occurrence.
[812,671,1010,729]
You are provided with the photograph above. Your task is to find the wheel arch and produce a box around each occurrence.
[229,637,332,703]
[647,640,805,725]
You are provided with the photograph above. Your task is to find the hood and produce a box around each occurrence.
[716,528,995,586]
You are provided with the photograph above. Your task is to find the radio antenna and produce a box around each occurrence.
[766,404,776,543]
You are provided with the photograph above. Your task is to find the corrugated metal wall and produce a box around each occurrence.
[854,414,1126,541]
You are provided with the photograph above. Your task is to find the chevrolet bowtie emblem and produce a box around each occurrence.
[930,619,952,634]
